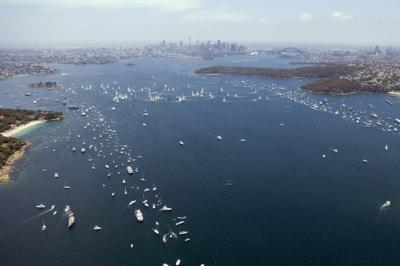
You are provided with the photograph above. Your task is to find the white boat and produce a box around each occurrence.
[388,91,400,97]
[175,221,185,226]
[64,186,71,189]
[42,223,47,231]
[179,231,188,235]
[124,187,128,195]
[179,140,184,146]
[128,200,136,206]
[135,209,144,222]
[36,204,46,209]
[122,179,126,184]
[395,118,400,124]
[384,144,389,151]
[216,135,222,141]
[93,225,102,231]
[64,206,75,228]
[72,147,76,152]
[111,192,115,197]
[81,148,86,153]
[176,259,181,266]
[160,205,172,212]
[380,200,391,210]
[54,172,59,178]
[68,216,75,228]
[362,159,368,164]
[127,166,133,175]
[153,228,160,235]
[240,138,246,142]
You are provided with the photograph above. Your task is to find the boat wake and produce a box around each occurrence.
[0,205,55,238]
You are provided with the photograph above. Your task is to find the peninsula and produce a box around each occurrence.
[195,64,400,94]
[0,108,63,183]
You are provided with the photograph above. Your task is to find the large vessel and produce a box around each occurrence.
[135,209,143,222]
[388,91,400,97]
[64,205,75,228]
[127,166,133,175]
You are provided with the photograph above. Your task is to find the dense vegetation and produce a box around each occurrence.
[0,135,26,167]
[0,108,63,167]
[195,65,361,79]
[195,65,394,94]
[301,78,385,94]
[0,108,62,132]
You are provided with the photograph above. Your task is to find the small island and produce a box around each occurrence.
[0,108,63,183]
[29,81,58,89]
[195,64,400,95]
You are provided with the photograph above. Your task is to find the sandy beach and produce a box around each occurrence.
[1,120,46,137]
[0,143,29,183]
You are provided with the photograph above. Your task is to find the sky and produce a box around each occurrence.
[0,0,399,46]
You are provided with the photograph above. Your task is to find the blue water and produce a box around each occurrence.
[1,55,400,265]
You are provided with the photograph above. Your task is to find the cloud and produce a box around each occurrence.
[331,12,353,21]
[258,17,268,23]
[299,13,313,22]
[185,10,252,23]
[1,0,199,11]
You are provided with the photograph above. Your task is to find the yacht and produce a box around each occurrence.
[54,172,59,178]
[135,209,144,222]
[176,259,181,266]
[93,225,102,231]
[160,205,172,212]
[127,166,134,175]
[380,200,391,210]
[111,192,115,197]
[179,140,184,146]
[64,206,75,228]
[216,135,222,141]
[36,204,46,209]
[81,148,86,153]
[388,91,400,97]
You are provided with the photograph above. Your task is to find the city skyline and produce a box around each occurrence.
[0,0,399,46]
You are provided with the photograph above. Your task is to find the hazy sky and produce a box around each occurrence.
[0,0,399,46]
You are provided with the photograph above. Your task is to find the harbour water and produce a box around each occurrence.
[1,55,400,265]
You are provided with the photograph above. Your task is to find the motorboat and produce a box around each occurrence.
[380,200,391,210]
[135,209,143,222]
[160,205,172,212]
[93,225,102,231]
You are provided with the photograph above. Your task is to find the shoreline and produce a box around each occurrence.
[0,143,29,183]
[1,120,47,137]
